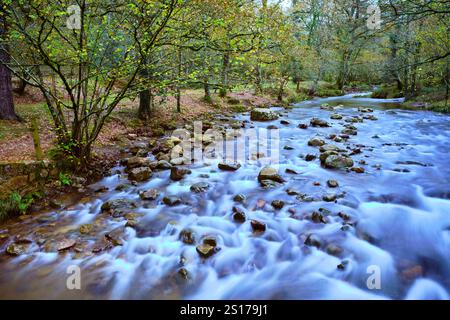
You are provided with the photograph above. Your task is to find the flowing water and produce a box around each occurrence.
[1,93,449,300]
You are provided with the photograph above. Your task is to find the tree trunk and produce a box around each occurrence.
[0,11,19,121]
[203,79,212,103]
[138,89,152,120]
[219,52,230,97]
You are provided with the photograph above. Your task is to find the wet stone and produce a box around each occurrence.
[311,211,328,224]
[298,123,308,129]
[326,244,343,256]
[327,179,339,188]
[140,188,160,200]
[310,118,330,127]
[190,182,210,193]
[105,228,125,246]
[218,162,241,171]
[196,243,216,258]
[308,137,325,147]
[79,224,93,234]
[258,167,285,184]
[304,234,322,248]
[163,196,182,206]
[337,259,349,270]
[179,229,196,245]
[285,168,298,174]
[57,238,77,251]
[202,236,217,247]
[6,243,28,256]
[170,167,190,181]
[350,167,365,173]
[250,108,279,121]
[128,167,152,182]
[324,154,354,169]
[251,220,266,233]
[232,207,246,223]
[305,154,317,161]
[233,194,246,202]
[271,200,285,210]
[323,193,337,202]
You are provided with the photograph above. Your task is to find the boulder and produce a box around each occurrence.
[271,200,285,210]
[126,156,151,170]
[196,243,216,258]
[101,199,136,218]
[251,220,266,233]
[232,207,246,222]
[319,144,344,153]
[324,155,354,169]
[170,166,190,181]
[128,167,152,182]
[139,188,160,200]
[258,167,285,184]
[304,234,322,248]
[190,182,210,193]
[162,196,182,206]
[250,108,279,121]
[327,179,339,188]
[310,118,330,127]
[308,137,325,147]
[330,113,343,120]
[179,229,196,245]
[218,162,241,171]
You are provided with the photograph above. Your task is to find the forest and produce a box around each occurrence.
[0,0,449,301]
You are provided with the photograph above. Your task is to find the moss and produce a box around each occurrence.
[371,85,403,99]
[230,105,248,113]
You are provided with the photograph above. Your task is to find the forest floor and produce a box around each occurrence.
[0,87,276,164]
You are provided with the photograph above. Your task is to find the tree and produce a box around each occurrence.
[0,4,19,121]
[6,0,180,166]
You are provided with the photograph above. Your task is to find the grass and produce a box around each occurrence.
[0,102,50,143]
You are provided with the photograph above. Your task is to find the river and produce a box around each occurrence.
[0,93,449,299]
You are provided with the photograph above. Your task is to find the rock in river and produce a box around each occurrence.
[139,188,160,200]
[250,108,279,121]
[126,156,151,170]
[232,207,246,223]
[163,196,182,206]
[190,182,210,193]
[324,154,354,169]
[310,118,330,127]
[304,234,322,248]
[327,179,339,188]
[128,167,152,182]
[251,220,266,233]
[6,243,28,256]
[258,167,285,184]
[179,229,196,245]
[271,200,285,210]
[196,243,216,258]
[330,113,343,120]
[308,137,325,147]
[218,162,241,171]
[170,166,191,181]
